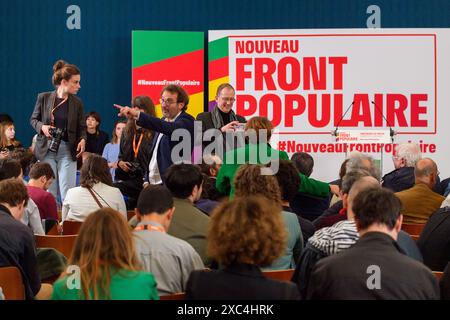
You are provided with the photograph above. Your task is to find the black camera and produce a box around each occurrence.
[48,127,65,153]
[128,160,141,173]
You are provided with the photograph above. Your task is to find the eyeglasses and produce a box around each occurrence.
[160,98,178,105]
[219,97,236,103]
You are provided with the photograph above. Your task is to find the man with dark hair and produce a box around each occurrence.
[164,163,211,266]
[0,178,52,299]
[27,162,58,221]
[116,84,195,185]
[133,185,204,296]
[307,188,439,300]
[290,152,331,221]
[291,152,314,177]
[0,159,44,235]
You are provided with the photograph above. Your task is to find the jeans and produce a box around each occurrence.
[43,140,77,203]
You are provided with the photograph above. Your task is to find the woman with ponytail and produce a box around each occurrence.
[30,60,86,203]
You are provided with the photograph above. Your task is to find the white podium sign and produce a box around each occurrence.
[336,130,392,144]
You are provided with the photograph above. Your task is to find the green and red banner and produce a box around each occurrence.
[132,31,204,118]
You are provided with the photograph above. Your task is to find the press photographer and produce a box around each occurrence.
[30,59,86,203]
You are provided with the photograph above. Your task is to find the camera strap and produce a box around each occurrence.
[132,133,143,159]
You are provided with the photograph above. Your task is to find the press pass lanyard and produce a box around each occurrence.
[134,224,165,233]
[133,133,143,159]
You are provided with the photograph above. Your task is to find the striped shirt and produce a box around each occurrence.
[308,220,358,256]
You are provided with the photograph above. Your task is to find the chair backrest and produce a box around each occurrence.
[0,266,25,300]
[62,221,83,235]
[160,292,186,300]
[262,269,295,282]
[401,223,425,236]
[46,223,60,235]
[127,210,135,221]
[433,271,443,280]
[35,235,77,259]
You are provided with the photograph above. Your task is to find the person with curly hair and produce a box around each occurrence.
[234,164,303,270]
[186,196,300,300]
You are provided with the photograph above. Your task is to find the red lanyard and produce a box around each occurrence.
[132,133,143,158]
[134,224,165,233]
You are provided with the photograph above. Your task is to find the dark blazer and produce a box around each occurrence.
[30,91,86,161]
[0,206,41,300]
[196,111,246,131]
[136,111,194,181]
[307,232,439,300]
[417,206,450,271]
[186,263,300,300]
[196,111,246,152]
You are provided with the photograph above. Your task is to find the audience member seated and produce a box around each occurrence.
[186,196,300,300]
[382,142,421,192]
[306,188,439,300]
[327,158,349,207]
[114,96,155,209]
[290,152,331,221]
[164,163,211,266]
[84,111,109,156]
[8,148,36,181]
[234,164,302,269]
[27,162,58,222]
[417,206,450,271]
[195,154,223,215]
[0,178,52,299]
[293,173,423,298]
[216,116,334,198]
[294,172,378,297]
[102,121,126,181]
[133,185,204,296]
[395,158,445,224]
[51,208,158,300]
[274,160,315,242]
[195,174,220,216]
[197,153,222,201]
[0,120,22,158]
[62,154,126,222]
[313,153,380,230]
[0,158,44,235]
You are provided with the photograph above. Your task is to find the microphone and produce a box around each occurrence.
[332,101,355,137]
[371,101,396,143]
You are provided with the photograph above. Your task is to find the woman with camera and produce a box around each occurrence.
[114,96,155,209]
[30,60,86,203]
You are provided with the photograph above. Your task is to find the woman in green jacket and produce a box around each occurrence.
[216,116,336,197]
[52,208,159,300]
